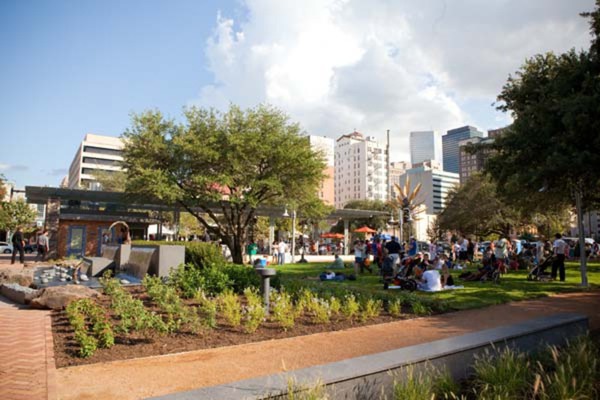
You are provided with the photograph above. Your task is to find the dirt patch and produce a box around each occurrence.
[52,286,413,368]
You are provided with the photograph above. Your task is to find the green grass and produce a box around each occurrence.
[275,261,600,311]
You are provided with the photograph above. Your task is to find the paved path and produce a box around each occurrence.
[0,298,56,400]
[57,291,600,400]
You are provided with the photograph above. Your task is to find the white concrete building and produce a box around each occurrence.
[399,162,459,215]
[334,131,388,208]
[67,134,124,190]
[410,130,442,166]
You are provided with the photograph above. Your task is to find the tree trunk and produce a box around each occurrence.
[575,189,589,286]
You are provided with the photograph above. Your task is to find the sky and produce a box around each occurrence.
[0,0,595,188]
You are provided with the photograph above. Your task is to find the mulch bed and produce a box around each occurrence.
[52,286,411,368]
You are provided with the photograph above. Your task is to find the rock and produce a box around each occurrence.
[80,274,89,282]
[0,270,34,288]
[0,283,40,305]
[29,285,100,310]
[41,278,48,284]
[120,279,130,285]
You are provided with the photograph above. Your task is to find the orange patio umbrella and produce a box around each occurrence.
[354,226,377,233]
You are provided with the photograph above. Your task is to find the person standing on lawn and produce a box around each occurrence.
[552,233,567,282]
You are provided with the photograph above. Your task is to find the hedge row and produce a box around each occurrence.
[132,240,225,269]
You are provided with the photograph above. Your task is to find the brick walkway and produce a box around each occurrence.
[0,298,56,400]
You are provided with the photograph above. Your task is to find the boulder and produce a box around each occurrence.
[0,270,34,288]
[0,283,40,305]
[29,285,100,310]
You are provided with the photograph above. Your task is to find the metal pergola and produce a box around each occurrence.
[26,186,389,255]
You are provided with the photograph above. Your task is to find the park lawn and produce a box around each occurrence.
[276,261,600,311]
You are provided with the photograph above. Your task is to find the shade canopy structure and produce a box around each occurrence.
[354,226,377,233]
[320,232,345,239]
[25,186,390,257]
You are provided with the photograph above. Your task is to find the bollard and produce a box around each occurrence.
[254,267,277,314]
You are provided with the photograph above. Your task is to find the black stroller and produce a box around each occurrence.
[382,256,418,291]
[527,255,554,281]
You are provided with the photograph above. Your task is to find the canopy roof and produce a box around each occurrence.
[25,186,388,220]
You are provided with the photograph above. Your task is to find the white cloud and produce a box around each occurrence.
[194,0,594,162]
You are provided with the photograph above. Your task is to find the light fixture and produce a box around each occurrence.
[282,208,289,217]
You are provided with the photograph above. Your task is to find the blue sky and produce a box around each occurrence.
[0,0,238,186]
[0,0,594,188]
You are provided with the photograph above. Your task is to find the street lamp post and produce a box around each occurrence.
[399,208,403,243]
[291,210,296,263]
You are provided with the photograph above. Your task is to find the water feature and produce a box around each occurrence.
[123,247,157,279]
[101,245,119,261]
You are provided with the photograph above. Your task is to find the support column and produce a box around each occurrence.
[174,210,181,240]
[268,216,275,255]
[45,197,61,259]
[343,219,349,255]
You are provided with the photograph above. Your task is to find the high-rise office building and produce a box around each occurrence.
[458,136,494,183]
[308,135,335,206]
[410,131,442,166]
[399,162,459,215]
[334,131,388,208]
[68,134,124,190]
[442,125,484,173]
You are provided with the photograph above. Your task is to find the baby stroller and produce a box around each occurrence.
[381,256,418,291]
[527,255,554,281]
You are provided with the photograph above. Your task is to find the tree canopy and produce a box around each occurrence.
[484,1,600,285]
[0,199,36,233]
[438,174,519,238]
[121,104,327,263]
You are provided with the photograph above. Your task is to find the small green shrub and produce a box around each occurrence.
[306,296,331,324]
[242,288,265,333]
[170,263,232,297]
[472,345,532,400]
[388,299,402,317]
[143,275,201,333]
[410,300,431,316]
[271,289,296,330]
[329,297,341,316]
[100,271,166,335]
[195,290,218,329]
[218,289,242,328]
[535,336,599,400]
[66,298,115,358]
[341,294,360,320]
[358,298,382,322]
[393,365,460,400]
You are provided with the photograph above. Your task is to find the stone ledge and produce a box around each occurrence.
[150,313,588,400]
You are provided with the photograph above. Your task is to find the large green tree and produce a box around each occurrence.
[0,199,36,233]
[438,174,521,238]
[486,2,600,285]
[121,104,326,263]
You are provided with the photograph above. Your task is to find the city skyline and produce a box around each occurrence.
[1,0,595,188]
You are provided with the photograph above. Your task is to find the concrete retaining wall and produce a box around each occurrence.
[151,313,588,400]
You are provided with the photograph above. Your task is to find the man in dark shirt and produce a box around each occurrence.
[11,227,25,264]
[385,236,401,272]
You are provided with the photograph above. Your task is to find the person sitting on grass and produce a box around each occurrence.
[329,254,345,269]
[440,264,455,287]
[418,264,442,291]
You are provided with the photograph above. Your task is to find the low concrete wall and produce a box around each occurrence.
[151,313,588,400]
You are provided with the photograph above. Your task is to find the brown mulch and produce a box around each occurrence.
[52,286,410,368]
